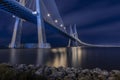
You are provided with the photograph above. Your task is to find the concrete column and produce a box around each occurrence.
[9,17,20,48]
[36,0,44,48]
[36,0,50,48]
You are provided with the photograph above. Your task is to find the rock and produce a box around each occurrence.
[82,69,89,73]
[16,64,28,71]
[49,72,65,79]
[111,70,120,74]
[98,74,106,80]
[18,64,26,68]
[35,68,43,76]
[101,70,109,76]
[28,64,35,69]
[110,70,120,80]
[50,67,58,74]
[36,64,42,69]
[57,72,65,78]
[64,76,75,80]
[108,77,116,80]
[78,76,92,80]
[67,73,76,79]
[66,67,73,74]
[58,66,65,72]
[92,68,102,74]
[44,67,52,76]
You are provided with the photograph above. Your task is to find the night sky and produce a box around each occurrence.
[0,0,120,47]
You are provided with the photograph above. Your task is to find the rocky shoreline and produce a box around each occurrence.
[0,63,120,80]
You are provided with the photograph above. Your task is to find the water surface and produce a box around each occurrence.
[0,47,120,70]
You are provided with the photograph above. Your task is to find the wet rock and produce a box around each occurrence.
[67,73,76,79]
[92,68,102,74]
[101,70,109,76]
[49,67,58,74]
[44,67,52,76]
[18,64,26,68]
[82,69,89,74]
[66,67,74,74]
[58,66,65,72]
[28,64,34,69]
[64,76,75,80]
[98,74,107,80]
[78,76,92,80]
[110,70,120,80]
[49,72,65,79]
[111,70,120,74]
[16,64,28,71]
[35,68,43,76]
[108,77,116,80]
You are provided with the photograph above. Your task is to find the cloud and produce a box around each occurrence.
[60,1,120,45]
[63,4,120,26]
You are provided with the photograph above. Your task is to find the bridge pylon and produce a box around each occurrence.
[9,17,22,48]
[68,24,79,47]
[36,0,50,48]
[9,0,25,48]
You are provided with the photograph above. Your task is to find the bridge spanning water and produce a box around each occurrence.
[0,0,117,48]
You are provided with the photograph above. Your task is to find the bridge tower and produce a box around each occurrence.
[73,24,79,46]
[9,0,24,48]
[9,0,50,48]
[36,0,50,48]
[68,24,79,47]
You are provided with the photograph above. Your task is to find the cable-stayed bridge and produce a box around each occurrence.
[0,0,117,48]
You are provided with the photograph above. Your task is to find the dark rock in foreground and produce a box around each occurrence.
[0,63,120,80]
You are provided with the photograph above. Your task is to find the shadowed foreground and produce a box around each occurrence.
[0,63,120,80]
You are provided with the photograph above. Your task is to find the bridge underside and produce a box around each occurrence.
[0,0,37,23]
[0,0,87,46]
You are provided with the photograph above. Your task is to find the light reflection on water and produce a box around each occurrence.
[0,47,120,70]
[72,47,82,67]
[9,47,83,67]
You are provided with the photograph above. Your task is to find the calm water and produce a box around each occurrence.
[0,47,120,70]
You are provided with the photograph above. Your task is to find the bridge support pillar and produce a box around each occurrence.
[68,25,73,47]
[9,0,24,48]
[36,0,50,48]
[9,17,22,48]
[68,24,79,47]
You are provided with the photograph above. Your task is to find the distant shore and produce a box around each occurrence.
[0,63,120,80]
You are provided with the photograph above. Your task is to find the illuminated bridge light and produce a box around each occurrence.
[64,27,66,30]
[32,11,37,15]
[54,19,58,23]
[60,24,63,27]
[47,13,51,17]
[12,15,15,18]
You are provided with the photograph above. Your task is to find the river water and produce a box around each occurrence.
[0,47,120,70]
